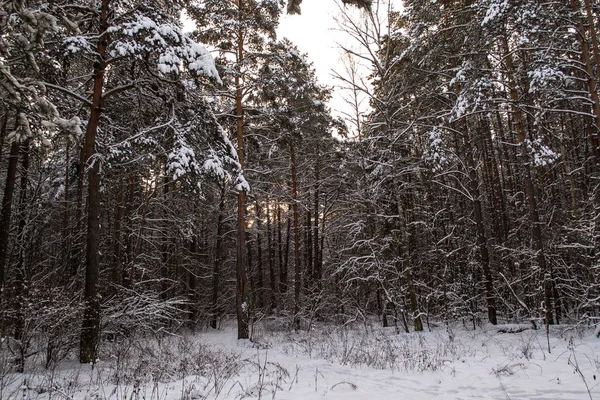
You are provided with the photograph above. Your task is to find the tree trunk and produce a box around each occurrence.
[282,206,291,294]
[112,179,124,284]
[501,35,554,325]
[313,160,321,283]
[0,114,7,164]
[465,134,497,325]
[393,177,422,332]
[266,195,277,311]
[80,0,110,364]
[123,175,135,288]
[276,202,284,295]
[235,0,249,339]
[188,236,198,325]
[210,184,226,329]
[71,141,87,279]
[13,139,29,373]
[247,228,254,310]
[289,142,301,330]
[0,139,21,306]
[160,179,171,300]
[62,141,71,276]
[571,0,600,162]
[305,209,312,288]
[255,201,265,309]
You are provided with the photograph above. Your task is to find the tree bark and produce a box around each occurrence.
[112,179,124,284]
[80,0,110,364]
[281,204,291,294]
[289,142,301,330]
[62,141,71,275]
[0,139,21,304]
[210,184,226,329]
[305,209,312,287]
[501,35,554,325]
[393,177,422,332]
[13,139,29,373]
[266,194,277,311]
[255,201,265,309]
[123,175,135,288]
[235,0,249,339]
[313,159,321,283]
[0,114,7,164]
[571,0,600,162]
[465,134,497,325]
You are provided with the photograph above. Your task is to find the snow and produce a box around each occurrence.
[482,0,509,26]
[528,65,566,94]
[525,138,560,167]
[423,128,449,172]
[169,136,201,180]
[3,322,598,400]
[103,13,221,83]
[63,36,93,54]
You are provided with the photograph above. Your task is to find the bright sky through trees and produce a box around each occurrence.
[277,1,349,115]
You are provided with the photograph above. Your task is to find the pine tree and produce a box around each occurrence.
[189,0,283,339]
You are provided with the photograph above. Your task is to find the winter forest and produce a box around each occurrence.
[1,0,600,399]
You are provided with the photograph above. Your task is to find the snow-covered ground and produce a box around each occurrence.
[3,321,599,399]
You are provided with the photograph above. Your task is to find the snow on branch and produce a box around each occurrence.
[103,13,221,83]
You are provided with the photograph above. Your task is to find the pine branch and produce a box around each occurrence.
[287,0,372,15]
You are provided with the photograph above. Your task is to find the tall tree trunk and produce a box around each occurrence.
[465,133,497,325]
[574,0,600,274]
[0,139,21,307]
[571,0,600,162]
[393,177,422,332]
[501,35,554,325]
[13,139,29,373]
[160,179,171,300]
[289,142,301,330]
[583,0,600,79]
[313,160,321,283]
[450,57,498,325]
[80,0,110,364]
[266,194,277,311]
[123,175,135,289]
[235,0,249,339]
[483,118,509,240]
[188,236,198,325]
[71,142,87,279]
[247,228,254,309]
[305,209,312,288]
[112,179,124,284]
[62,141,71,275]
[0,114,7,164]
[210,184,226,329]
[282,206,291,293]
[255,201,265,309]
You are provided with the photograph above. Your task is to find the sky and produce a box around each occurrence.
[277,0,402,125]
[277,1,374,121]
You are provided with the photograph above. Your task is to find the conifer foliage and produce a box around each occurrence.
[0,0,599,375]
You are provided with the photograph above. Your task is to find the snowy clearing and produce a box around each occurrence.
[2,322,599,400]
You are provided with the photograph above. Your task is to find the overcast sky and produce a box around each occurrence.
[277,1,368,120]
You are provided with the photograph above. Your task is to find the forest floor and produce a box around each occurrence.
[2,320,599,399]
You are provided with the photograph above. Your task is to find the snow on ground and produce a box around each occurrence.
[3,321,599,399]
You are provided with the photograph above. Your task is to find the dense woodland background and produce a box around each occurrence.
[1,0,600,372]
